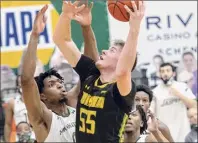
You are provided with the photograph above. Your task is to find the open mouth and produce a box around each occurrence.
[59,97,67,104]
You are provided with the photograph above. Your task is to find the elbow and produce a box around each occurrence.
[5,122,11,128]
[53,34,61,45]
[116,69,131,79]
[21,74,32,85]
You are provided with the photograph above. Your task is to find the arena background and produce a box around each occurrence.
[1,0,197,102]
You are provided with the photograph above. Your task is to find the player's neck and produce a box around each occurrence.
[49,103,69,117]
[99,69,116,83]
[124,131,140,142]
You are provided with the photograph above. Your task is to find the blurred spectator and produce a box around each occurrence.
[178,71,194,90]
[4,76,35,142]
[0,96,5,142]
[1,65,18,103]
[178,52,197,97]
[185,108,198,142]
[151,63,196,142]
[147,55,164,88]
[132,69,143,85]
[179,52,197,73]
[16,122,35,143]
[50,47,79,91]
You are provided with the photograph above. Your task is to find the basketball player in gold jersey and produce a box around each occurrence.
[53,1,145,142]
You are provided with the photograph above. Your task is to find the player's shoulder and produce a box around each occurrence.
[175,81,187,87]
[152,84,161,93]
[67,106,76,114]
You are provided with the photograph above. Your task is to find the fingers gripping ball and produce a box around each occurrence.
[108,0,139,22]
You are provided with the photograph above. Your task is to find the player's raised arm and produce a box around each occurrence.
[21,5,50,125]
[74,0,99,62]
[53,1,85,67]
[116,1,145,96]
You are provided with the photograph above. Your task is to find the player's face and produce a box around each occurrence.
[17,123,31,134]
[96,45,122,70]
[125,110,142,133]
[183,54,194,70]
[135,91,150,112]
[41,75,67,104]
[159,66,174,81]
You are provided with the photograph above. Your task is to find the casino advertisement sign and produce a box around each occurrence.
[1,1,58,68]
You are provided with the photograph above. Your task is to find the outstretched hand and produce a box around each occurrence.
[32,5,48,35]
[124,0,145,30]
[73,0,93,26]
[62,1,85,19]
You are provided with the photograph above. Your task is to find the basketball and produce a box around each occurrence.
[107,0,139,22]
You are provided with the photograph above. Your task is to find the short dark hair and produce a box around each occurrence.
[16,121,30,130]
[34,68,64,94]
[182,51,194,58]
[112,39,137,71]
[136,105,147,134]
[136,85,153,102]
[112,39,125,48]
[160,62,175,72]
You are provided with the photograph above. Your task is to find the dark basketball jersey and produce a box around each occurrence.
[74,55,136,143]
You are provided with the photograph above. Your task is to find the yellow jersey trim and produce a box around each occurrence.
[119,113,128,143]
[94,77,115,88]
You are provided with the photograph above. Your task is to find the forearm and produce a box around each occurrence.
[177,92,197,108]
[21,33,38,81]
[82,25,99,62]
[151,130,169,142]
[116,28,139,75]
[53,13,81,67]
[159,125,174,142]
[53,13,72,43]
[4,125,11,142]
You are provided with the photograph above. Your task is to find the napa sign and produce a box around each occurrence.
[1,1,58,68]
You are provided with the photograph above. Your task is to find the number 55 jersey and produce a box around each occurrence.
[74,55,136,143]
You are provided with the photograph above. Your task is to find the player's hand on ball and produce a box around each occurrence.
[73,0,93,26]
[32,5,48,35]
[62,1,85,19]
[124,0,145,30]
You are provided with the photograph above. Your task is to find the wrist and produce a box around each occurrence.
[30,32,39,43]
[81,25,91,29]
[61,12,72,20]
[129,27,140,34]
[31,31,39,38]
[150,129,160,134]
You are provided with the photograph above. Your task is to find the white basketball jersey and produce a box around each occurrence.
[13,97,29,125]
[137,134,148,142]
[44,106,76,142]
